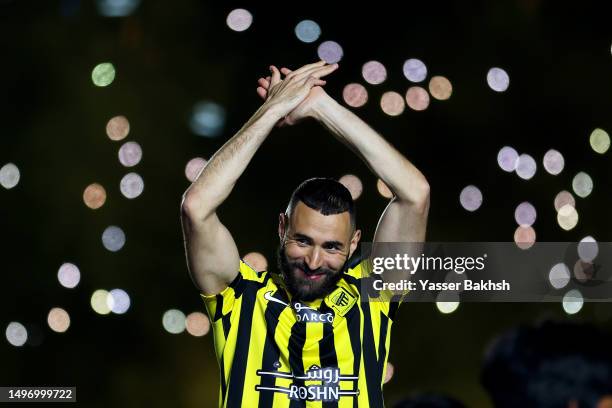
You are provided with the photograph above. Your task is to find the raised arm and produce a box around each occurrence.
[309,90,430,244]
[181,61,338,295]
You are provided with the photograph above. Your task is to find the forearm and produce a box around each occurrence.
[182,103,280,218]
[311,96,429,204]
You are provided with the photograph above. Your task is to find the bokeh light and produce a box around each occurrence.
[542,149,564,175]
[549,263,570,289]
[554,190,575,212]
[486,67,509,92]
[403,59,427,82]
[295,20,321,43]
[185,157,208,182]
[120,172,144,199]
[380,91,405,116]
[47,308,70,333]
[186,312,210,337]
[162,309,186,334]
[436,301,460,314]
[118,141,142,167]
[342,83,368,108]
[572,172,593,198]
[376,179,393,199]
[0,163,20,189]
[102,226,126,252]
[497,146,519,172]
[5,322,27,347]
[557,204,579,231]
[578,236,598,263]
[514,226,536,250]
[108,289,131,314]
[562,289,583,315]
[405,86,430,111]
[339,174,363,200]
[96,0,141,17]
[91,62,116,87]
[91,289,112,315]
[590,128,610,154]
[459,185,483,212]
[515,154,537,180]
[57,262,80,289]
[514,201,537,227]
[383,362,395,384]
[317,41,343,64]
[226,9,252,32]
[106,115,130,141]
[362,61,387,85]
[428,76,452,100]
[83,183,107,209]
[243,252,268,272]
[190,101,226,137]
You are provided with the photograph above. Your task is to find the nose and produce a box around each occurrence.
[305,246,324,271]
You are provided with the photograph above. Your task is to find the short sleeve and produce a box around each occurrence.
[345,258,408,321]
[200,259,265,322]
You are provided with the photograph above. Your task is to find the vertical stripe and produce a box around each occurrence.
[273,306,295,408]
[258,289,286,407]
[242,286,270,408]
[360,300,383,407]
[376,312,389,382]
[226,282,257,407]
[318,303,338,408]
[288,319,307,408]
[304,321,324,408]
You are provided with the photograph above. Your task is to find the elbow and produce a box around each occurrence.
[401,178,430,213]
[414,182,430,214]
[181,190,211,222]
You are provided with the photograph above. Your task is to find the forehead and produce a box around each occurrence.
[288,201,352,240]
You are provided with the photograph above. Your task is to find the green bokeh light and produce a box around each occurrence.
[91,62,116,87]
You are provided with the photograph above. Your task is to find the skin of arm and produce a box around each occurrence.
[181,61,338,295]
[309,91,430,285]
[256,66,430,285]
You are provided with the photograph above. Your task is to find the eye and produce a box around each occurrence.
[323,244,339,251]
[295,238,309,246]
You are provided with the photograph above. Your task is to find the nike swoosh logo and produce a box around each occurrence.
[264,291,289,307]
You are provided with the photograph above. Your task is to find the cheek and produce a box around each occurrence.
[285,244,306,260]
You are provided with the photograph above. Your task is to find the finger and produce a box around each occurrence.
[304,76,327,87]
[270,65,281,86]
[257,78,270,88]
[256,87,267,99]
[295,63,338,81]
[280,67,292,76]
[285,60,326,78]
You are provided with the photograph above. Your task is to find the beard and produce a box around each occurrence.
[276,244,346,302]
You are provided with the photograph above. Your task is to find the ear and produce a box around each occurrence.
[348,229,362,258]
[278,212,287,241]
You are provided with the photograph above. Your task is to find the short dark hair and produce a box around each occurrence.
[481,320,612,408]
[286,177,356,230]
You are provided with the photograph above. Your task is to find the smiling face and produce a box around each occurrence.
[277,201,361,301]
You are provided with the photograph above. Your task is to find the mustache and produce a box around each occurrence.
[290,260,334,277]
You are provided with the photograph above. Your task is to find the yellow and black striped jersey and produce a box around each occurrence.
[202,257,402,408]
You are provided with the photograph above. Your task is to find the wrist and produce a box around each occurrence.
[309,93,336,121]
[258,101,284,123]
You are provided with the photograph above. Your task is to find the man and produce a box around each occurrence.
[481,320,612,408]
[181,60,430,407]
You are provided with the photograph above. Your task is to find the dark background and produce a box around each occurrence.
[1,0,611,406]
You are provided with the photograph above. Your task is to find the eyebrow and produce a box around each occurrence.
[292,233,345,249]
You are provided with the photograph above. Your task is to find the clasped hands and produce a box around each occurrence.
[256,60,338,127]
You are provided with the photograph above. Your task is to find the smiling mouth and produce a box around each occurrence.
[295,267,326,281]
